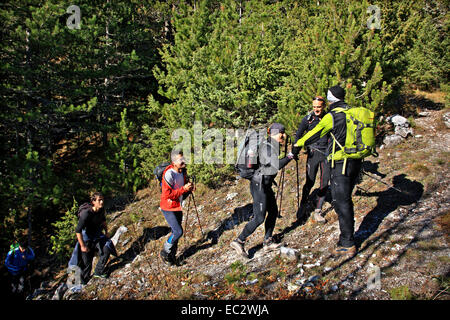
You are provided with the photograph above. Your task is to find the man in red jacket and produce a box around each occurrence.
[160,151,194,265]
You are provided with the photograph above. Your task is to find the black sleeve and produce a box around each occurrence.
[292,116,309,155]
[278,156,292,170]
[75,210,89,233]
[295,116,309,142]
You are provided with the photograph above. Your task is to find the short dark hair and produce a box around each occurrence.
[90,192,104,203]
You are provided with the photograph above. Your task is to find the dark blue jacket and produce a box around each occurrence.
[5,247,35,276]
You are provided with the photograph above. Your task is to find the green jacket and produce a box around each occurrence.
[294,101,348,159]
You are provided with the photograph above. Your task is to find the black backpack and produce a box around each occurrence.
[235,129,264,180]
[154,162,171,188]
[76,202,92,219]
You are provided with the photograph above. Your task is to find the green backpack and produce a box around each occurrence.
[329,107,378,173]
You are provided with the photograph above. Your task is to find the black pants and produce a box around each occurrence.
[330,159,362,248]
[238,178,278,242]
[301,150,330,209]
[80,241,111,283]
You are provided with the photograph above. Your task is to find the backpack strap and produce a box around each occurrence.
[329,132,348,175]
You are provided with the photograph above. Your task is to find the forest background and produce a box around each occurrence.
[0,0,448,260]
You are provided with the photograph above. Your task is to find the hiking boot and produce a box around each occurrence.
[230,239,248,259]
[263,237,282,252]
[160,250,175,266]
[313,209,326,224]
[332,245,357,258]
[93,273,108,279]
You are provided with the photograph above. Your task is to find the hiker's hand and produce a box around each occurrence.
[80,244,89,253]
[184,182,194,192]
[291,146,301,156]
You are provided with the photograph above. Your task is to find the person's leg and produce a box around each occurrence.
[93,241,111,277]
[238,179,267,242]
[330,160,361,249]
[298,154,319,220]
[80,248,94,284]
[264,186,278,240]
[316,158,330,210]
[161,210,183,262]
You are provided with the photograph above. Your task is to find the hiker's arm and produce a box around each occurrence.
[102,221,108,238]
[76,232,89,252]
[75,211,89,252]
[163,172,191,200]
[292,117,308,155]
[295,113,333,149]
[260,142,292,172]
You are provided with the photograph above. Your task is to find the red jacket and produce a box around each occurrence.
[160,164,189,211]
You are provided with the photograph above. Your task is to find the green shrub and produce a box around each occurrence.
[49,198,78,262]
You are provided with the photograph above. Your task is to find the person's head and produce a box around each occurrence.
[268,123,287,144]
[90,192,104,212]
[171,150,186,173]
[327,85,345,104]
[312,96,326,116]
[16,234,28,252]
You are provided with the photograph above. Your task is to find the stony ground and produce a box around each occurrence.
[33,107,450,300]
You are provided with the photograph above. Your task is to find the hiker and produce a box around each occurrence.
[4,234,35,296]
[292,96,330,223]
[294,85,362,258]
[72,192,114,283]
[231,123,295,258]
[159,150,194,266]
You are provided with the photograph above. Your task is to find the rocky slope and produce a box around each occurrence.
[33,107,450,300]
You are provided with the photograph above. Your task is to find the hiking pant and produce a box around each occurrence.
[330,159,362,248]
[238,178,278,242]
[301,150,330,210]
[162,210,183,259]
[80,238,111,283]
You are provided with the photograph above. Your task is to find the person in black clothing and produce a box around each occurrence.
[294,85,361,258]
[75,192,112,283]
[292,96,330,223]
[231,123,295,258]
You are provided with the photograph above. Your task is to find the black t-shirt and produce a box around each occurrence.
[75,205,106,236]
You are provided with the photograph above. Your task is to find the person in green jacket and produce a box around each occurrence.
[294,85,360,258]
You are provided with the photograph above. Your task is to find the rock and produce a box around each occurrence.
[226,192,238,201]
[111,225,128,246]
[52,283,68,300]
[443,112,450,129]
[385,115,413,139]
[280,246,300,261]
[62,284,83,300]
[244,279,258,286]
[389,115,408,127]
[395,126,413,138]
[287,283,301,292]
[383,134,404,148]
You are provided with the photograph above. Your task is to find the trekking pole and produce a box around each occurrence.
[277,134,290,218]
[361,171,409,195]
[295,159,300,211]
[190,176,204,237]
[278,167,285,218]
[183,194,191,240]
[190,193,204,237]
